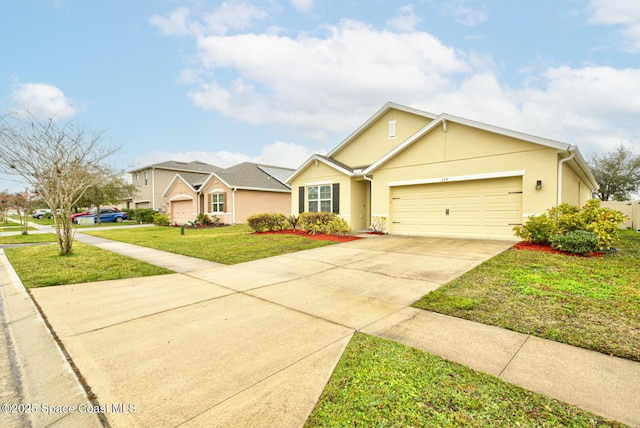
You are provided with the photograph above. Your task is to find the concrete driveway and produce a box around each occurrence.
[30,235,513,427]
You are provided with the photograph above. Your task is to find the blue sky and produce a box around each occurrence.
[1,0,639,192]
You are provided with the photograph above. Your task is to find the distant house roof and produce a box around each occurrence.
[211,162,294,192]
[129,160,222,174]
[163,162,295,196]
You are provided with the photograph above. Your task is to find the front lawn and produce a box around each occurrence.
[0,233,57,244]
[83,224,337,264]
[413,230,640,361]
[4,242,172,287]
[307,333,624,427]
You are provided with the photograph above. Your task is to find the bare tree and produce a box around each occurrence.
[589,144,640,201]
[0,113,120,255]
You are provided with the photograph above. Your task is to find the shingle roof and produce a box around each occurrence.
[179,172,211,189]
[215,162,294,191]
[129,160,222,174]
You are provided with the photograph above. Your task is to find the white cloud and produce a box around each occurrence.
[10,83,78,120]
[587,0,640,52]
[134,142,313,172]
[386,4,420,33]
[150,2,267,37]
[187,19,470,137]
[440,0,488,26]
[153,7,640,159]
[291,0,313,13]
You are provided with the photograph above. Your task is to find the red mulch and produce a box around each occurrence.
[367,231,386,235]
[514,241,603,257]
[255,229,361,242]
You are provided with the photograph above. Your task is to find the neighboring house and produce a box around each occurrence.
[129,161,221,212]
[164,162,293,224]
[287,102,598,240]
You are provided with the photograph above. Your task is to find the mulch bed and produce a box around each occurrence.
[514,241,603,257]
[255,229,361,243]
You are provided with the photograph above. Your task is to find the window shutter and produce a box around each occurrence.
[332,183,340,214]
[298,187,305,213]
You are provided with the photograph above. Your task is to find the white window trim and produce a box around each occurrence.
[211,193,224,213]
[388,120,397,139]
[307,184,332,213]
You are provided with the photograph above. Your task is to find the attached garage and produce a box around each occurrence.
[389,176,523,239]
[170,198,195,224]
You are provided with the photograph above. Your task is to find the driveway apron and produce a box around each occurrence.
[29,236,513,427]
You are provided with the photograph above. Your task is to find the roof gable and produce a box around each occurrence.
[130,160,222,174]
[201,162,295,193]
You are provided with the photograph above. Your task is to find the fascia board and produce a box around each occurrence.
[286,155,353,183]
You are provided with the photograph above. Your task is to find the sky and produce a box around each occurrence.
[1,0,639,192]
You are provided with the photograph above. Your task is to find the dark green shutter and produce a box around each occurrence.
[298,187,305,213]
[332,183,340,214]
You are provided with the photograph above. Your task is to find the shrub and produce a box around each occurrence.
[152,213,170,227]
[247,213,287,232]
[514,199,626,251]
[197,213,212,225]
[132,208,156,224]
[513,214,554,244]
[550,230,600,254]
[42,212,53,219]
[287,215,299,231]
[371,216,387,233]
[299,212,352,235]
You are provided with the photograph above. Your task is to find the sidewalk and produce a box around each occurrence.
[1,226,638,426]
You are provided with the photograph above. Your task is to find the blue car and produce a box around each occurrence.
[73,207,128,224]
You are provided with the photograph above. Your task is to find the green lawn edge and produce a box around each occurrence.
[83,224,337,264]
[306,333,626,427]
[4,241,173,288]
[413,230,640,361]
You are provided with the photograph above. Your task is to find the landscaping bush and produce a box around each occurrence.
[513,214,554,244]
[152,213,170,227]
[299,212,352,235]
[247,213,287,232]
[550,230,600,254]
[514,199,626,251]
[132,208,156,224]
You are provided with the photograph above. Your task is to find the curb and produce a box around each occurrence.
[0,250,104,427]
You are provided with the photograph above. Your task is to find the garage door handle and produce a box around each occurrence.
[446,208,449,216]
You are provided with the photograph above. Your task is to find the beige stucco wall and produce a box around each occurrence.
[132,168,177,212]
[201,178,233,224]
[560,161,591,207]
[371,122,560,221]
[331,110,432,167]
[233,190,291,224]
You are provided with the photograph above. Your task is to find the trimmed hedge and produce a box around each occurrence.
[299,212,351,235]
[247,213,287,232]
[550,230,600,254]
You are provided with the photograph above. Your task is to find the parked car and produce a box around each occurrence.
[31,209,51,219]
[71,207,121,221]
[73,207,128,224]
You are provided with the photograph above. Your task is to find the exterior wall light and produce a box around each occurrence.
[536,180,542,190]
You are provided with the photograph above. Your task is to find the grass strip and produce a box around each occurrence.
[0,233,57,244]
[84,224,336,264]
[307,333,625,427]
[4,242,172,288]
[413,230,640,361]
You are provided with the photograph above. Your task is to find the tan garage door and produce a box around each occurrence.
[390,176,522,239]
[171,200,195,225]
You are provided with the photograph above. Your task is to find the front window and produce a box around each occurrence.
[211,193,224,212]
[143,171,148,186]
[308,185,331,212]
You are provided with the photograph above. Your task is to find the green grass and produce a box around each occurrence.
[0,233,57,244]
[83,224,337,264]
[4,242,172,288]
[413,230,640,361]
[307,333,624,427]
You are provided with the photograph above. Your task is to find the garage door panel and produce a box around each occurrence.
[390,177,522,239]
